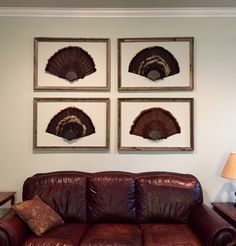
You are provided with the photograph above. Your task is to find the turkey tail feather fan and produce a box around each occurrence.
[128,46,179,81]
[46,107,95,141]
[45,46,96,82]
[130,107,181,140]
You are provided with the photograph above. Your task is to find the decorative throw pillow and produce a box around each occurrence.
[11,195,64,236]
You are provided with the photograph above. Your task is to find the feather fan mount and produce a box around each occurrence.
[45,46,96,82]
[128,46,179,81]
[130,107,181,140]
[46,107,95,141]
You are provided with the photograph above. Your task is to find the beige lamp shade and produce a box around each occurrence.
[221,153,236,180]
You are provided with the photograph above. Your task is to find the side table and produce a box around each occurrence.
[212,202,236,228]
[0,192,16,217]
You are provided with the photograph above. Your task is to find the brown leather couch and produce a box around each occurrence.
[0,171,235,246]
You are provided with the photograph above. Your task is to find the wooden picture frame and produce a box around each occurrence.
[34,37,110,91]
[33,98,110,151]
[118,37,193,91]
[118,98,194,151]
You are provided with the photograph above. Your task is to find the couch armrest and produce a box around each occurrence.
[189,204,236,246]
[0,210,28,246]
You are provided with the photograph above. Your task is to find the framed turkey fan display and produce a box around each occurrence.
[118,37,193,91]
[34,37,110,91]
[33,98,110,150]
[118,98,194,151]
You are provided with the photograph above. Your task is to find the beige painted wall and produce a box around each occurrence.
[0,0,236,8]
[0,16,236,204]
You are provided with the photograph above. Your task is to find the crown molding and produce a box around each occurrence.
[0,7,236,17]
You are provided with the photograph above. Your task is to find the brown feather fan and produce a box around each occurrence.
[130,107,181,140]
[128,46,180,81]
[46,107,95,141]
[45,46,96,82]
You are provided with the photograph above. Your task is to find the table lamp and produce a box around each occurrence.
[221,152,236,206]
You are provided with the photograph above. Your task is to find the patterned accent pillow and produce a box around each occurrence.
[11,195,64,236]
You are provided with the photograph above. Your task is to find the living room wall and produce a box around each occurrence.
[0,15,236,204]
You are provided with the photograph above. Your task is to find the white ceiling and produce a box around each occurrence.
[0,0,236,8]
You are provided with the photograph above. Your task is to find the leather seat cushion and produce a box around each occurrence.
[141,224,201,246]
[80,224,142,246]
[22,223,87,246]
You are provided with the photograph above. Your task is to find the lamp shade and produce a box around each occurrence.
[221,153,236,180]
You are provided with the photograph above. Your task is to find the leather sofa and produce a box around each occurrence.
[0,171,235,246]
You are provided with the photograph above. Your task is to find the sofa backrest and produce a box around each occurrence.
[23,171,203,224]
[23,171,88,223]
[136,172,203,223]
[87,172,136,224]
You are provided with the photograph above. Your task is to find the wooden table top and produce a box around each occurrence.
[212,202,236,221]
[0,192,16,206]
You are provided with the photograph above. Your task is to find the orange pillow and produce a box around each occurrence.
[11,195,64,236]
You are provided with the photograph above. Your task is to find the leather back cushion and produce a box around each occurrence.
[23,171,87,223]
[136,172,203,223]
[22,171,203,224]
[87,172,136,223]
